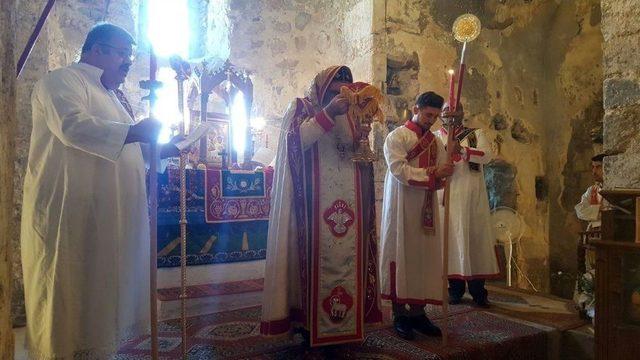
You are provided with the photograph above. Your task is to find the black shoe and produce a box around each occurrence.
[295,327,310,348]
[321,344,342,358]
[393,316,415,340]
[449,297,462,305]
[473,298,491,308]
[410,315,442,337]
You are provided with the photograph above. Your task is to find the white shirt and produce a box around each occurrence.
[379,125,446,304]
[575,184,605,229]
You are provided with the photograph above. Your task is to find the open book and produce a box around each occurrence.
[174,122,214,151]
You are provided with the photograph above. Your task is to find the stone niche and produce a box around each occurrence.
[386,51,420,121]
[484,160,518,210]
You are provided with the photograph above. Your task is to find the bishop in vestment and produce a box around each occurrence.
[260,66,382,347]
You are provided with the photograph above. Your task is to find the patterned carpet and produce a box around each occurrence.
[157,279,265,301]
[116,307,298,359]
[116,305,549,359]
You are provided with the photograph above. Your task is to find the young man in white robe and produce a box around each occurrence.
[380,91,454,340]
[260,66,383,347]
[435,106,500,307]
[575,153,608,232]
[20,23,179,359]
[574,153,608,318]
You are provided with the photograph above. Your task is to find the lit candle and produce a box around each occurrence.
[448,69,455,111]
[454,42,467,112]
[455,64,465,112]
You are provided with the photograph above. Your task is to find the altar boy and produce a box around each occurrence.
[379,92,454,340]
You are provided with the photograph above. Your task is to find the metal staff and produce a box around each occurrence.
[441,112,456,346]
[140,47,162,360]
[170,55,191,360]
[451,14,481,112]
[16,0,56,78]
[441,13,482,346]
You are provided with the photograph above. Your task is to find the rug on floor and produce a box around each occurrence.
[116,305,548,359]
[157,278,265,301]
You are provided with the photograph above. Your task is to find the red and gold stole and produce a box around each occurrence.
[404,121,439,233]
[113,88,135,120]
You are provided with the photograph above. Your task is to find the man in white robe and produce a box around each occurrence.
[260,66,383,347]
[435,107,500,307]
[20,23,178,359]
[380,92,454,340]
[573,153,607,318]
[575,153,608,231]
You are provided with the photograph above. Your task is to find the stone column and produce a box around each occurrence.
[602,0,640,188]
[0,0,17,357]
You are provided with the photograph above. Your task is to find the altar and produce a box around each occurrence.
[155,60,275,267]
[156,168,272,267]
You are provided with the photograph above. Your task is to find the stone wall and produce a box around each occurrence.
[224,0,605,294]
[13,0,51,328]
[1,0,17,356]
[601,0,640,189]
[223,0,390,231]
[225,0,375,155]
[371,0,603,294]
[542,0,603,297]
[372,0,547,291]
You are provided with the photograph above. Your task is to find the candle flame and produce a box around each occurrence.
[448,69,455,75]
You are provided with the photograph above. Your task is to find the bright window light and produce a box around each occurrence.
[250,117,266,131]
[206,0,231,60]
[231,92,248,163]
[153,67,182,144]
[147,0,190,58]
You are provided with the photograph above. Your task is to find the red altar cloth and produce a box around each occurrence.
[205,168,273,223]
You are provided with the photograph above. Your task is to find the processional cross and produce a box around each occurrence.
[440,13,482,346]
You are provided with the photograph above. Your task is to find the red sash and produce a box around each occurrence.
[589,185,601,205]
[406,131,436,163]
[404,121,439,233]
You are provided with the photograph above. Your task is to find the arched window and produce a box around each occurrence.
[143,0,255,167]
